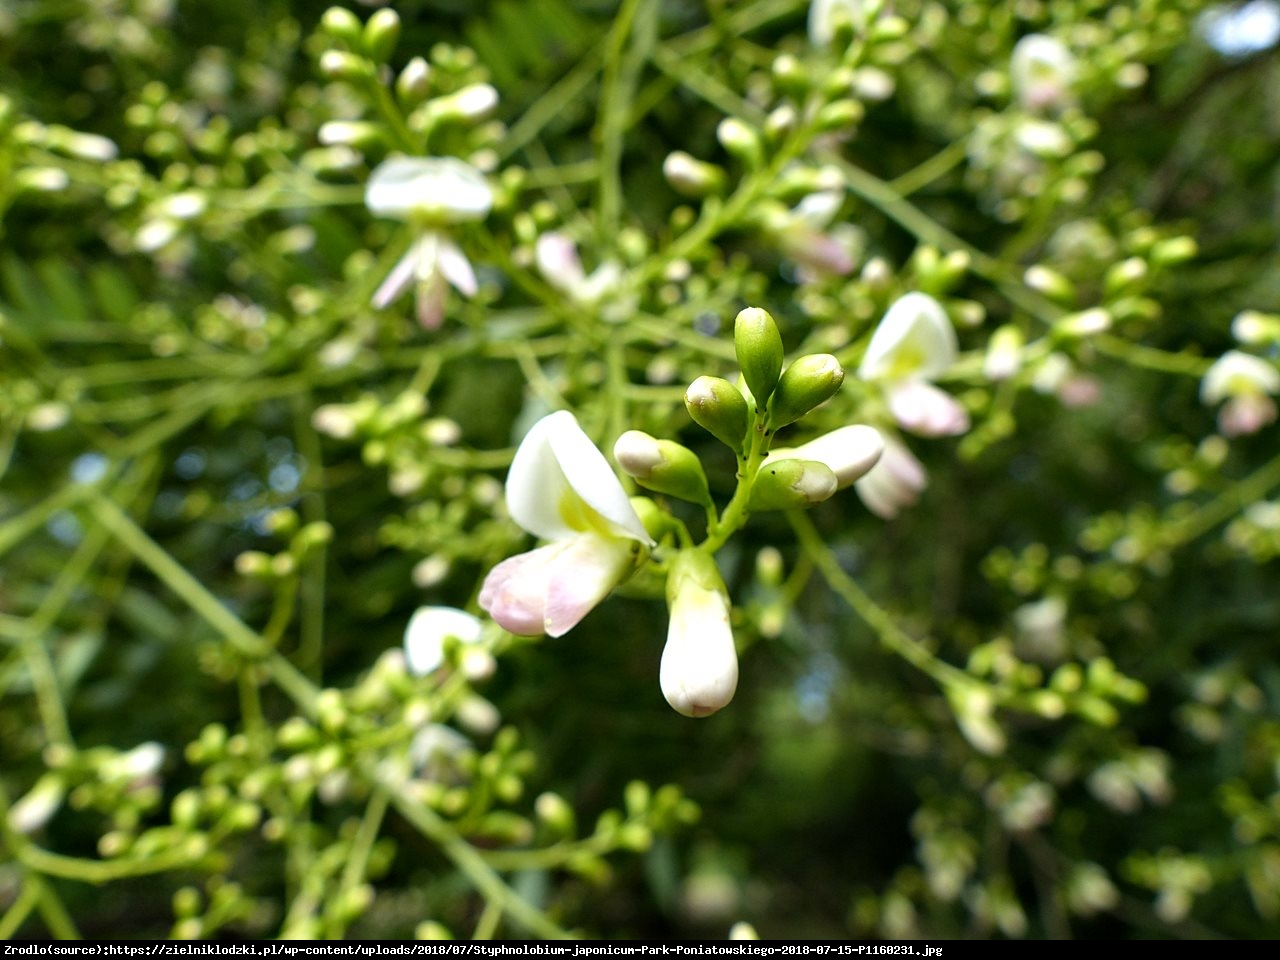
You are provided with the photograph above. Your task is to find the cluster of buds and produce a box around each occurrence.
[465,307,886,719]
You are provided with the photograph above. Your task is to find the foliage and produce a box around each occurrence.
[2,0,1280,941]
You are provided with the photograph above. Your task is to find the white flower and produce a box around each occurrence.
[371,232,479,329]
[854,436,927,519]
[7,774,65,834]
[859,293,970,437]
[365,156,492,327]
[809,0,867,46]
[404,606,484,675]
[535,232,624,305]
[1201,350,1280,436]
[479,411,653,637]
[1011,34,1076,112]
[365,156,493,223]
[661,551,738,718]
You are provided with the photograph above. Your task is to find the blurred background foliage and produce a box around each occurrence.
[2,0,1280,941]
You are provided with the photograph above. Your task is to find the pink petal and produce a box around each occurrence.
[478,545,557,635]
[888,381,970,437]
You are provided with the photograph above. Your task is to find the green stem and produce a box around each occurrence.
[788,510,970,691]
[596,0,655,239]
[89,495,318,716]
[0,877,39,939]
[702,407,770,554]
[368,761,574,940]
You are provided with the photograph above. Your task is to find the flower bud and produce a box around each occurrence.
[396,57,432,106]
[734,307,784,406]
[662,151,727,198]
[984,325,1025,381]
[685,376,750,453]
[750,458,838,510]
[614,431,710,504]
[1150,236,1197,267]
[1024,264,1076,304]
[768,353,845,428]
[318,120,381,148]
[318,50,374,83]
[1104,257,1148,297]
[716,117,763,169]
[428,84,500,125]
[362,8,401,64]
[661,551,738,718]
[320,7,362,44]
[783,424,884,488]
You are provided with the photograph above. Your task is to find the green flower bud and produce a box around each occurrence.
[318,50,374,83]
[614,431,710,504]
[716,117,763,169]
[767,353,844,428]
[734,307,784,406]
[396,57,432,106]
[1104,256,1148,297]
[815,99,865,132]
[320,7,362,44]
[749,459,837,510]
[1024,264,1076,304]
[362,8,401,64]
[685,376,750,452]
[662,151,727,197]
[534,791,576,836]
[1150,236,1197,266]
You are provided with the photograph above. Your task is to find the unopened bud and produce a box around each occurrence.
[815,99,864,132]
[317,120,381,148]
[734,307,784,406]
[784,424,884,488]
[1024,264,1075,303]
[1104,257,1148,297]
[613,431,710,504]
[362,8,401,63]
[685,376,750,452]
[320,7,362,44]
[1150,236,1197,267]
[318,50,374,83]
[768,354,844,428]
[750,458,837,510]
[717,117,763,169]
[984,325,1025,381]
[1056,308,1111,339]
[396,57,432,106]
[662,151,726,198]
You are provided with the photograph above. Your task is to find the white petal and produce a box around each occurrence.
[365,156,493,223]
[535,232,587,294]
[1200,350,1280,404]
[887,380,971,437]
[372,243,423,309]
[859,292,958,382]
[505,411,651,543]
[661,555,738,718]
[404,606,483,676]
[436,236,478,296]
[789,424,884,488]
[854,437,927,519]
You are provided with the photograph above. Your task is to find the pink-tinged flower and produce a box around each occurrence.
[365,156,492,328]
[768,191,860,281]
[1201,350,1280,436]
[479,411,654,637]
[661,551,738,718]
[535,232,623,305]
[859,292,970,437]
[854,436,927,519]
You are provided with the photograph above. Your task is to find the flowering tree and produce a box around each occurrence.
[3,0,1280,941]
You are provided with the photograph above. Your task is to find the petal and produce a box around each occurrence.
[404,606,483,676]
[415,274,448,330]
[535,232,587,294]
[366,156,493,223]
[372,244,422,309]
[887,381,971,437]
[858,292,958,382]
[789,424,884,488]
[542,534,636,637]
[505,411,651,543]
[436,236,478,296]
[661,556,738,718]
[478,536,636,638]
[1201,350,1280,404]
[478,544,559,635]
[854,437,927,519]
